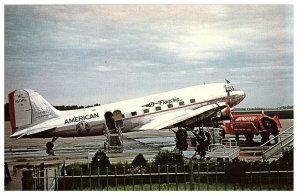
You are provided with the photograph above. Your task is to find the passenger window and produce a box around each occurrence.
[131,111,137,116]
[190,99,195,103]
[167,104,173,108]
[179,101,185,106]
[155,106,161,111]
[143,109,149,114]
[122,114,125,118]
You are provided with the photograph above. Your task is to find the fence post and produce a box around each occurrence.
[189,160,194,191]
[5,162,12,185]
[106,167,109,191]
[46,168,48,191]
[250,163,253,191]
[197,163,200,190]
[206,163,209,190]
[183,163,186,191]
[80,168,83,190]
[98,167,100,190]
[89,167,92,189]
[277,163,280,190]
[259,163,262,190]
[268,162,271,190]
[175,165,178,191]
[149,165,152,191]
[54,168,57,190]
[224,163,227,191]
[131,166,135,191]
[158,165,161,191]
[123,166,125,191]
[140,166,144,191]
[166,165,169,190]
[22,168,33,190]
[215,162,218,190]
[286,162,289,190]
[36,166,39,190]
[72,168,74,190]
[115,166,118,190]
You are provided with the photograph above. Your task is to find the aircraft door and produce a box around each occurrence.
[113,110,124,129]
[104,111,116,130]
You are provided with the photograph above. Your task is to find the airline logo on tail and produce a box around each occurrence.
[8,89,58,133]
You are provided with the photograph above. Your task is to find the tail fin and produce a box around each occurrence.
[8,89,59,134]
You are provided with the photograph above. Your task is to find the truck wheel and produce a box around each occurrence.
[235,134,239,141]
[245,134,254,143]
[261,131,270,144]
[271,128,279,144]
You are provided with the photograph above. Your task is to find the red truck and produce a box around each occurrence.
[221,113,282,143]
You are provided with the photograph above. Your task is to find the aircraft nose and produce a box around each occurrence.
[231,90,246,106]
[240,90,246,101]
[236,90,246,104]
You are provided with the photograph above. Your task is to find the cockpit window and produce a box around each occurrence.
[225,85,235,92]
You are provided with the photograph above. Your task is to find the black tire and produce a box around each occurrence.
[196,145,206,158]
[235,134,239,141]
[176,129,187,141]
[271,128,279,144]
[204,131,211,148]
[261,131,270,144]
[176,140,188,151]
[245,134,254,142]
[46,142,54,150]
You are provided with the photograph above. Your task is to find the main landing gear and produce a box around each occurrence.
[171,127,212,159]
[175,128,188,151]
[46,137,58,155]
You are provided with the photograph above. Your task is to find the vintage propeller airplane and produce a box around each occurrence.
[8,82,245,154]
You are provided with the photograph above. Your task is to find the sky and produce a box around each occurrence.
[4,4,294,108]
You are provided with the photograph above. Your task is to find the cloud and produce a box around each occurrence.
[95,65,118,72]
[4,5,293,107]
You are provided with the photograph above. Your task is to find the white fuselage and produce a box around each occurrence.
[11,83,245,138]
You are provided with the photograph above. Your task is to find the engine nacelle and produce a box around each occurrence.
[215,106,232,120]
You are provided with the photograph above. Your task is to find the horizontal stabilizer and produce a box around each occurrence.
[11,125,56,139]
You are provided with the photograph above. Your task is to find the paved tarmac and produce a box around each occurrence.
[4,119,293,190]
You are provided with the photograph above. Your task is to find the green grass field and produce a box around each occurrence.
[83,182,292,191]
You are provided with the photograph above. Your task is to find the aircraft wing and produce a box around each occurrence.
[138,102,227,130]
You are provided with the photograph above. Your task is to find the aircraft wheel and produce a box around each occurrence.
[245,134,254,143]
[204,131,211,149]
[196,145,206,158]
[176,129,187,141]
[176,140,188,151]
[219,128,225,138]
[46,142,54,150]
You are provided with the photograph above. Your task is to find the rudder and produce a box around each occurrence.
[8,89,59,134]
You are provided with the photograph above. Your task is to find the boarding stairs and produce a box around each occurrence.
[104,119,124,152]
[261,126,294,161]
[204,139,240,160]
